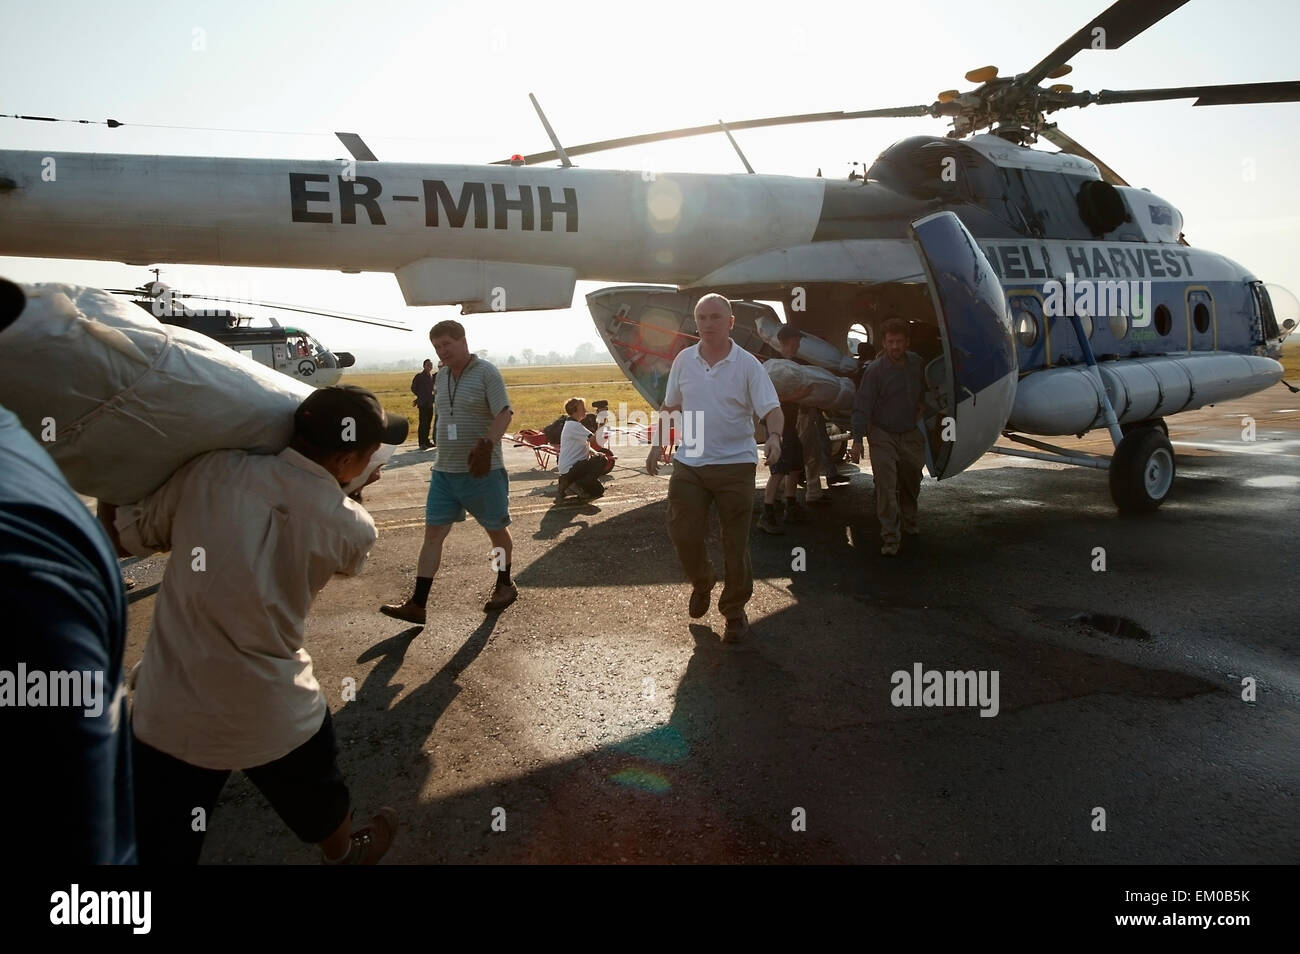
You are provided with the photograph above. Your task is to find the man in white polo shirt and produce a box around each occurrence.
[646,293,782,642]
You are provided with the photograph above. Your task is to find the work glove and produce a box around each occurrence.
[468,438,494,478]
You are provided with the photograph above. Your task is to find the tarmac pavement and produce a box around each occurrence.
[120,383,1300,863]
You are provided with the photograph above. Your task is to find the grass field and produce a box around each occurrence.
[1281,349,1299,380]
[347,365,655,435]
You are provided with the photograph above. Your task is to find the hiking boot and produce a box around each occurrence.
[688,576,716,619]
[323,807,398,865]
[379,599,426,625]
[782,501,805,524]
[722,614,750,643]
[757,512,783,534]
[484,580,518,613]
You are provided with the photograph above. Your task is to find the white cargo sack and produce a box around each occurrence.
[764,358,857,413]
[0,283,317,504]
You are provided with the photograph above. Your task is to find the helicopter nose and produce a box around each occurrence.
[334,351,356,368]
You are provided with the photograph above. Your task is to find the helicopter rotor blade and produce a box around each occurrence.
[493,104,933,166]
[108,288,410,331]
[1038,125,1129,186]
[175,293,411,331]
[1016,0,1190,94]
[105,287,158,296]
[1087,80,1300,107]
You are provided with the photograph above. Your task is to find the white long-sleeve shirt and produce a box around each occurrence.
[116,447,376,769]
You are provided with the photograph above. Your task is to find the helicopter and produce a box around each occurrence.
[105,272,408,388]
[0,0,1296,511]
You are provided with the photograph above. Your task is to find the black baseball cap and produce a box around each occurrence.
[591,400,609,410]
[294,385,408,451]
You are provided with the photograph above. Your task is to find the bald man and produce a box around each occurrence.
[646,293,782,642]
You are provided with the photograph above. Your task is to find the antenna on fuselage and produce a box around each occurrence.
[335,132,378,162]
[718,121,755,174]
[528,93,573,168]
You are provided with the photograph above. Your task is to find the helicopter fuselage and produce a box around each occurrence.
[0,135,1285,436]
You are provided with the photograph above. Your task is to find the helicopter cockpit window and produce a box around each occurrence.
[1251,282,1281,340]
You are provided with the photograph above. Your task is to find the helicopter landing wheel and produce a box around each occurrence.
[1109,425,1175,513]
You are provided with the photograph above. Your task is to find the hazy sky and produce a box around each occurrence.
[2,0,1298,364]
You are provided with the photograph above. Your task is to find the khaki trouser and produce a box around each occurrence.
[868,426,925,545]
[666,462,756,620]
[797,409,824,500]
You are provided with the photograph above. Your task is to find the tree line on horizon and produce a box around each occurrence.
[354,341,616,372]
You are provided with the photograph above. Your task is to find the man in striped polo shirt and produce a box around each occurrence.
[381,320,517,622]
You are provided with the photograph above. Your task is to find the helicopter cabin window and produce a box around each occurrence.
[1192,302,1211,335]
[1109,310,1129,341]
[1013,305,1039,347]
[1153,304,1173,337]
[842,324,873,361]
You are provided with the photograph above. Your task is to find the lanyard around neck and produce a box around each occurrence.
[448,356,475,412]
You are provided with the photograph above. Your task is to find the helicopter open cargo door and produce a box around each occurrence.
[909,211,1018,479]
[586,286,778,408]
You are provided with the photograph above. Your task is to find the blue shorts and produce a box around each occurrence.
[426,468,512,530]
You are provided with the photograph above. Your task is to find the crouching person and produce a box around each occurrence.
[111,386,408,864]
[556,397,608,500]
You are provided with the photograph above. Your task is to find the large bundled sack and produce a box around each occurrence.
[754,315,858,375]
[0,283,319,504]
[763,358,856,412]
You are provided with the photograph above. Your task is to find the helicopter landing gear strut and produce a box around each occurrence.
[989,419,1176,513]
[1065,312,1177,513]
[989,312,1179,512]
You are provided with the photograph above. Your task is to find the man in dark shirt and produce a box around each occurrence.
[759,325,810,533]
[849,317,926,556]
[0,394,135,863]
[411,359,437,450]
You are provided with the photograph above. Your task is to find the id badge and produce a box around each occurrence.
[447,423,458,440]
